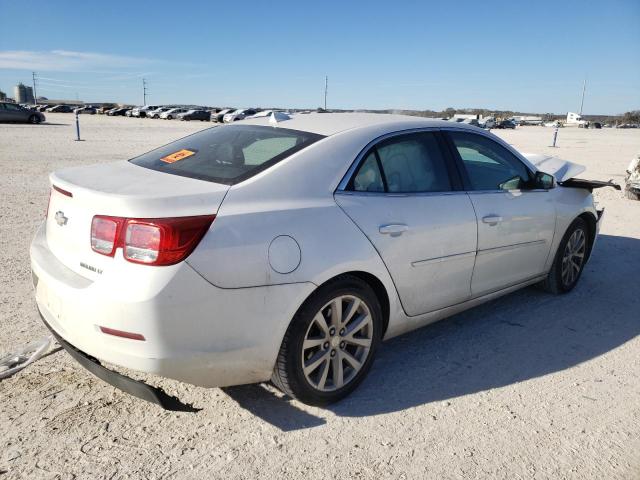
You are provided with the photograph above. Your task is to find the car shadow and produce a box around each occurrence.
[223,234,640,428]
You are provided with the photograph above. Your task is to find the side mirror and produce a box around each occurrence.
[533,171,555,189]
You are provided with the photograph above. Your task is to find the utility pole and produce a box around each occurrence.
[32,71,38,104]
[579,78,586,116]
[143,78,148,105]
[324,76,328,111]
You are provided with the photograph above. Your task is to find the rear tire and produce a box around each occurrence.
[541,218,589,294]
[272,275,383,406]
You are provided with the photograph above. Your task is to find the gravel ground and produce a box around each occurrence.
[1,113,639,479]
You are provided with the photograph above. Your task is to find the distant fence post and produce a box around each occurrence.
[74,112,81,141]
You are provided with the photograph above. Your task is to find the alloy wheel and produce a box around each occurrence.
[301,295,373,392]
[561,228,586,286]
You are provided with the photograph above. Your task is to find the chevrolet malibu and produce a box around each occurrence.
[31,113,617,408]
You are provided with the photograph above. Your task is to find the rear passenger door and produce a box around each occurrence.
[444,130,556,296]
[335,131,478,316]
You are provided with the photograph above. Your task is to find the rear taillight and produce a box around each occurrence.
[91,215,215,266]
[91,216,121,256]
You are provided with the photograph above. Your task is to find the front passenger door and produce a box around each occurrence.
[446,130,556,296]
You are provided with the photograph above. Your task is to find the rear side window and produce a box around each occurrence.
[130,125,324,185]
[349,132,452,193]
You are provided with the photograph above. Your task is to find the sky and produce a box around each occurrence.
[0,0,638,114]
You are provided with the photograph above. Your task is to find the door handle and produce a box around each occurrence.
[482,215,503,226]
[379,224,409,236]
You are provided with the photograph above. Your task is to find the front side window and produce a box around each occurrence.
[349,132,452,193]
[449,131,532,191]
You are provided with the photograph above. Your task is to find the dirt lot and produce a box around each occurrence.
[1,113,639,479]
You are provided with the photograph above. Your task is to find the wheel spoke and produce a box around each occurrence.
[331,354,344,389]
[342,298,361,326]
[304,350,329,375]
[330,298,342,329]
[317,357,330,390]
[312,313,330,336]
[344,335,372,348]
[341,350,362,370]
[303,337,325,350]
[344,313,370,337]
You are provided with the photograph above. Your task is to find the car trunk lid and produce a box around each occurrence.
[46,161,229,280]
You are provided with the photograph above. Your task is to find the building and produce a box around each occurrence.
[14,83,34,104]
[0,90,6,101]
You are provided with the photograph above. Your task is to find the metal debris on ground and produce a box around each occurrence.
[0,336,54,380]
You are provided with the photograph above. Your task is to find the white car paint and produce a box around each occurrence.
[31,113,601,394]
[160,108,189,119]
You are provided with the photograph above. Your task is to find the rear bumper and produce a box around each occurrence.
[40,311,198,411]
[31,222,315,389]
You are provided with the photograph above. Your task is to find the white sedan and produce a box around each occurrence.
[160,107,189,120]
[31,113,616,408]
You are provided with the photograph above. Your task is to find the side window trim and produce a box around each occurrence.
[373,148,389,192]
[339,128,461,195]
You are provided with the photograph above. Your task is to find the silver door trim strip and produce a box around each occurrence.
[411,250,476,267]
[477,239,546,256]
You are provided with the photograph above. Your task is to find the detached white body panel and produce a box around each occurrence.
[31,113,603,392]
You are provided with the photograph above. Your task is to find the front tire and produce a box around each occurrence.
[541,218,589,294]
[272,275,383,406]
[28,115,41,124]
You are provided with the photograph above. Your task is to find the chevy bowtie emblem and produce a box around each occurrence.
[54,211,68,226]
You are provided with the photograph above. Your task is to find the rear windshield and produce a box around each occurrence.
[130,125,324,185]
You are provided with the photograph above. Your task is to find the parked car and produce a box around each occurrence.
[74,107,97,115]
[125,109,134,117]
[213,108,235,123]
[0,102,45,123]
[47,105,74,113]
[223,108,257,123]
[479,117,496,129]
[36,105,51,112]
[147,107,172,119]
[107,108,130,117]
[160,108,189,120]
[32,113,620,409]
[131,106,160,118]
[494,120,517,129]
[178,109,211,121]
[97,105,116,114]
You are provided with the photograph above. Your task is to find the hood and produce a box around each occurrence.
[522,153,586,182]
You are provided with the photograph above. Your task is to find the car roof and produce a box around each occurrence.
[239,112,472,136]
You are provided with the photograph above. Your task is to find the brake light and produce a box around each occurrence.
[91,215,215,266]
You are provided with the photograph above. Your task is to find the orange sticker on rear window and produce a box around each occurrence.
[161,149,196,163]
